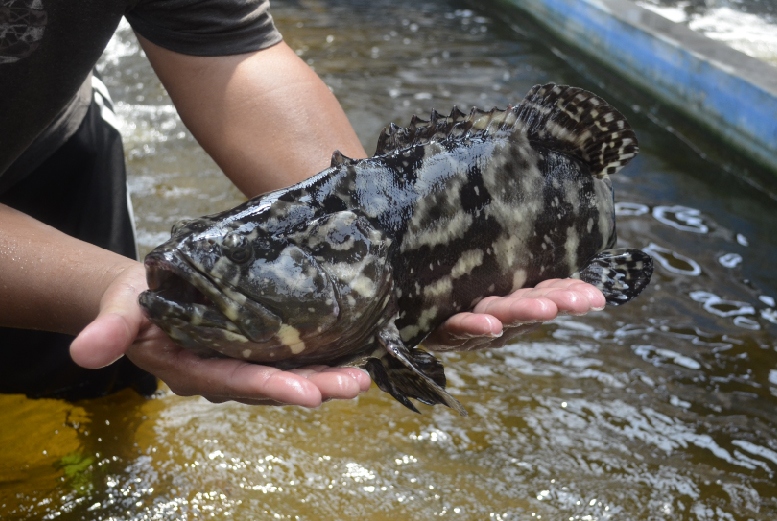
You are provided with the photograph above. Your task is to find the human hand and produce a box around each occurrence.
[422,278,605,352]
[69,264,371,406]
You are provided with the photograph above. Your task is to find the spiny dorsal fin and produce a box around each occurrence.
[374,105,474,156]
[373,84,638,177]
[330,150,357,168]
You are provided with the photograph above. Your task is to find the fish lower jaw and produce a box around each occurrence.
[139,261,248,338]
[140,290,322,365]
[138,290,238,336]
[147,315,258,360]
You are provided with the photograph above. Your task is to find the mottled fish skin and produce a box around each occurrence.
[139,84,649,416]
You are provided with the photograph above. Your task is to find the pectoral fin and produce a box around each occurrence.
[364,319,467,416]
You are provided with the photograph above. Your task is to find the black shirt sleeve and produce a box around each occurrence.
[126,0,283,57]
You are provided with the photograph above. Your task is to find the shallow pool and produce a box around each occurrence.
[1,0,776,519]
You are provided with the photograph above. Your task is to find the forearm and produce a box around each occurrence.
[0,203,138,335]
[137,37,367,197]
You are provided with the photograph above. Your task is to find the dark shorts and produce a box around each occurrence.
[0,89,157,401]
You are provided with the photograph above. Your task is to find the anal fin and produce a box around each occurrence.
[364,319,467,417]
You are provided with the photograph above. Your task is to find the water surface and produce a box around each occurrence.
[1,1,776,519]
[636,0,777,65]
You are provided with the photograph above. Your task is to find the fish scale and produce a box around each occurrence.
[139,83,653,416]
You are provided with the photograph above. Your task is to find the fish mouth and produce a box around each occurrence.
[139,251,281,344]
[145,257,213,308]
[142,254,219,318]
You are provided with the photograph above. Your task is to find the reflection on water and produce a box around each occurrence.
[1,0,776,519]
[645,243,702,276]
[636,0,777,66]
[652,206,709,234]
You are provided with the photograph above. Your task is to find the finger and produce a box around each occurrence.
[337,367,373,392]
[441,312,503,338]
[70,268,147,369]
[314,367,372,392]
[514,285,604,315]
[70,312,138,369]
[290,366,371,398]
[483,282,606,320]
[526,279,605,309]
[571,282,606,309]
[208,367,371,403]
[127,343,325,408]
[474,295,559,324]
[287,366,330,377]
[422,312,503,351]
[528,288,591,316]
[305,371,363,400]
[532,278,595,290]
[532,278,565,289]
[203,395,287,406]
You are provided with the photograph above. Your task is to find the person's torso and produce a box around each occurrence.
[0,0,128,177]
[0,0,281,188]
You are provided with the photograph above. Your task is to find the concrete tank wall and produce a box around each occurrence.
[499,0,777,177]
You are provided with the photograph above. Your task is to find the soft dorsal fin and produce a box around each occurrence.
[514,84,638,177]
[373,84,638,177]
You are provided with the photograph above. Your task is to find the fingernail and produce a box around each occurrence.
[484,316,503,336]
[591,306,605,311]
[356,368,372,392]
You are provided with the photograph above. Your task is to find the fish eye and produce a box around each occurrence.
[223,232,252,264]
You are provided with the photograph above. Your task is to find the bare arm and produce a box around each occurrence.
[0,42,373,404]
[0,203,134,336]
[137,37,367,196]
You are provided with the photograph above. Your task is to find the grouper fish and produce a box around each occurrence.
[139,84,653,416]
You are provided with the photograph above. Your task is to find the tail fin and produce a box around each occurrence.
[374,84,638,178]
[576,249,653,306]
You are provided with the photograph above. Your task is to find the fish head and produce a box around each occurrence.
[138,200,342,363]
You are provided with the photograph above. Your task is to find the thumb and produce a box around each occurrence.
[70,269,147,369]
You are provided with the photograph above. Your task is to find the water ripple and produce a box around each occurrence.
[652,205,710,233]
[615,202,650,216]
[644,243,702,275]
[718,252,743,268]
